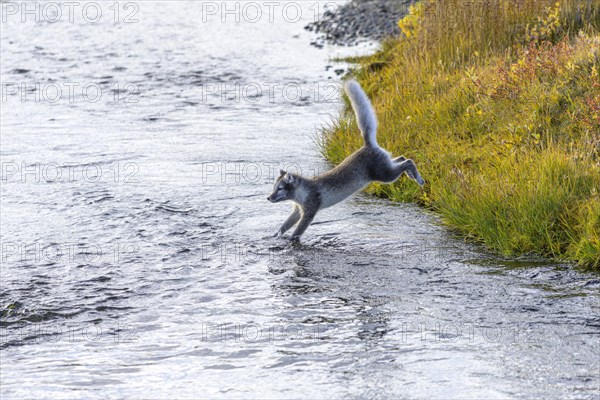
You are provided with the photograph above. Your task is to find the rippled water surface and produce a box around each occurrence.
[1,2,599,399]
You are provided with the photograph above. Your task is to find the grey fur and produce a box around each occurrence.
[345,80,378,147]
[267,80,425,241]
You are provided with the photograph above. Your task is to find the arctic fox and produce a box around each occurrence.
[268,80,425,240]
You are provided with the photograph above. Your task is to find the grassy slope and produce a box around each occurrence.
[322,0,600,268]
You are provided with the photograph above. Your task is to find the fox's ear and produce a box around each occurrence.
[283,173,295,183]
[279,169,286,176]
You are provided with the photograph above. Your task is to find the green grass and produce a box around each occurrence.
[322,0,600,269]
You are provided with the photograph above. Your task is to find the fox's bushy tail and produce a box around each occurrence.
[344,80,378,147]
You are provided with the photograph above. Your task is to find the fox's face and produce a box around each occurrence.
[267,170,296,203]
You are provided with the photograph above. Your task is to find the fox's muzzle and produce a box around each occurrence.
[267,194,283,203]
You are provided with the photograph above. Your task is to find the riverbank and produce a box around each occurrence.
[322,0,600,268]
[305,0,416,46]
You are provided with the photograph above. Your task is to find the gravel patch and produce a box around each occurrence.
[305,0,418,47]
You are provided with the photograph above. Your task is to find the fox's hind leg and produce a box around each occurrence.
[376,159,425,186]
[393,156,416,180]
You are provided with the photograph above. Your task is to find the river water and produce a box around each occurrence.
[1,1,599,399]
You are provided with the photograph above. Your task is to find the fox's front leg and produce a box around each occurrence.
[289,209,317,241]
[276,205,301,237]
[289,195,320,241]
